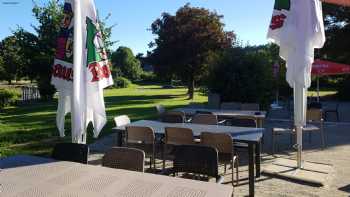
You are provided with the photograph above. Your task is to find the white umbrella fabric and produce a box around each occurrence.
[267,0,326,168]
[52,0,113,143]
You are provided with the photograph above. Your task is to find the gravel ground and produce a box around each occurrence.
[89,120,350,197]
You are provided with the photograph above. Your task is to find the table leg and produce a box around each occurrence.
[116,130,123,147]
[255,141,261,177]
[248,143,255,197]
[257,119,263,128]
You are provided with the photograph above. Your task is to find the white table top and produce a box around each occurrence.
[114,120,263,137]
[174,107,266,119]
[0,155,233,197]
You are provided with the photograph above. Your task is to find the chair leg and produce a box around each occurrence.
[235,157,239,186]
[231,160,234,186]
[149,157,152,169]
[321,125,326,149]
[308,131,312,143]
[272,130,275,155]
[224,164,227,174]
[336,112,339,122]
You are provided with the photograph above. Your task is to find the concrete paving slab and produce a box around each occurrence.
[262,158,333,186]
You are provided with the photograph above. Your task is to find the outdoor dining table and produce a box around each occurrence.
[173,107,267,128]
[0,155,233,197]
[113,120,264,197]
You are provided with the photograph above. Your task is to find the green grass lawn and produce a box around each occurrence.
[0,83,207,157]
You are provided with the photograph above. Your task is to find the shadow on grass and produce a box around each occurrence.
[104,95,183,104]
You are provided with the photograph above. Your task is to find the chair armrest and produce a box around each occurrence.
[186,118,192,123]
[216,175,224,184]
[218,119,226,125]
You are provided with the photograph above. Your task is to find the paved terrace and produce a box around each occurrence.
[89,118,350,197]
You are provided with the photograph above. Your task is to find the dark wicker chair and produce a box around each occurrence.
[161,111,186,123]
[324,102,339,121]
[171,145,224,184]
[126,126,156,169]
[162,127,195,170]
[230,117,257,128]
[52,143,89,164]
[272,109,326,153]
[102,147,145,172]
[195,110,213,114]
[220,102,242,110]
[230,117,257,149]
[192,114,218,125]
[201,132,239,186]
[241,103,260,111]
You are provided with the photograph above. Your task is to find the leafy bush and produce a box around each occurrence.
[111,47,143,81]
[207,47,275,109]
[38,77,56,100]
[114,76,132,88]
[0,88,20,108]
[337,76,350,100]
[140,71,157,82]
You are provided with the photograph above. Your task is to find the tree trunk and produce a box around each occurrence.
[188,78,195,100]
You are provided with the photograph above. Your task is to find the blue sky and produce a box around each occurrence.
[0,0,275,55]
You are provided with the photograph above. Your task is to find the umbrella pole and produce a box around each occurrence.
[296,125,303,168]
[72,0,84,144]
[317,76,320,102]
[294,84,306,169]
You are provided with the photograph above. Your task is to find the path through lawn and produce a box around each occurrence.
[0,84,207,157]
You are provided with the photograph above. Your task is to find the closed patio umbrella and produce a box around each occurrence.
[51,0,113,143]
[267,0,326,168]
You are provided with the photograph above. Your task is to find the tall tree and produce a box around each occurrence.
[97,12,117,55]
[320,4,350,99]
[0,35,23,84]
[111,46,142,81]
[0,55,4,79]
[149,4,235,99]
[32,0,63,99]
[321,4,350,63]
[13,28,40,82]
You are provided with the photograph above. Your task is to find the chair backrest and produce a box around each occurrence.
[308,102,322,109]
[173,145,219,178]
[156,104,166,116]
[52,143,89,164]
[114,115,131,127]
[189,102,205,109]
[161,111,185,123]
[307,108,323,122]
[195,110,213,114]
[102,147,145,172]
[230,117,257,128]
[200,132,233,154]
[208,93,221,109]
[192,114,218,125]
[126,126,155,144]
[220,102,241,110]
[165,127,194,145]
[241,103,260,111]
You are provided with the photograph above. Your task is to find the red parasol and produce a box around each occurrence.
[312,59,350,76]
[322,0,350,6]
[311,59,350,101]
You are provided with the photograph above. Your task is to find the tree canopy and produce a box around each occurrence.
[0,35,24,84]
[111,46,143,81]
[149,4,235,99]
